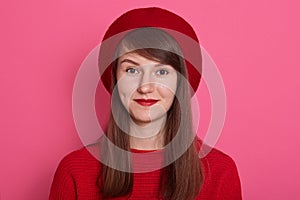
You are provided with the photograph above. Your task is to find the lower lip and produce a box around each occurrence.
[135,100,158,106]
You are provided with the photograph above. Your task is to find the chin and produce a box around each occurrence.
[131,115,152,124]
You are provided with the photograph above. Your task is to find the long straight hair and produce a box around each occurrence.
[99,28,203,200]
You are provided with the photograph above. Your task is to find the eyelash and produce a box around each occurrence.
[125,68,169,76]
[156,69,169,75]
[125,68,139,74]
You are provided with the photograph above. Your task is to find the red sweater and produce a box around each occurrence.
[49,144,242,200]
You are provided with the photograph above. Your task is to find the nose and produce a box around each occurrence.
[136,73,154,94]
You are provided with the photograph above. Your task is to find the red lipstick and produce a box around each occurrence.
[134,99,158,106]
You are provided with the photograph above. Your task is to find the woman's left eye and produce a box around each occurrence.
[156,69,169,76]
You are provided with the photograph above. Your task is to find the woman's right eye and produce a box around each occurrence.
[126,68,139,74]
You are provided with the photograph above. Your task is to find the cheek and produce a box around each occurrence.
[156,75,177,99]
[157,86,176,106]
[116,76,138,106]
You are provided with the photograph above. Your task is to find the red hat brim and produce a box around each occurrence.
[98,7,202,96]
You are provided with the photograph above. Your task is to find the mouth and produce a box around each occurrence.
[134,99,159,106]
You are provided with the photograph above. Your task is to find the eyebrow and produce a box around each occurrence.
[119,58,165,67]
[120,59,139,66]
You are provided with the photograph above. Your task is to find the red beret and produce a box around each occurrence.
[99,7,202,95]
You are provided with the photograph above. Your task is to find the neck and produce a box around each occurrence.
[129,116,166,150]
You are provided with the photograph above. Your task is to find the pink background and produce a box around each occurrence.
[1,0,299,199]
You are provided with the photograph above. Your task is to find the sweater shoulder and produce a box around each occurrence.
[57,143,101,172]
[50,144,102,199]
[200,145,238,175]
[195,138,237,172]
[198,144,242,199]
[203,147,236,167]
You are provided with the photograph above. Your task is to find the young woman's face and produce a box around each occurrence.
[116,52,178,126]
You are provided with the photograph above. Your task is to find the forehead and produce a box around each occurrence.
[117,52,162,66]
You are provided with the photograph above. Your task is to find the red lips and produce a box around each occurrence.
[134,99,159,106]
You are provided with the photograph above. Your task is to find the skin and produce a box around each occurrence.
[116,52,178,149]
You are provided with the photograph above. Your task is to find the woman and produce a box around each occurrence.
[50,7,242,200]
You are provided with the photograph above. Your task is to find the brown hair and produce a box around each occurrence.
[99,28,203,200]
